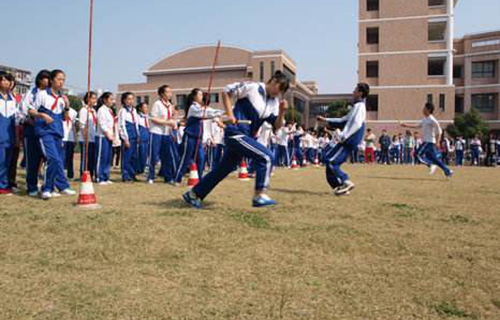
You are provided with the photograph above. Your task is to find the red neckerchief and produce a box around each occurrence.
[160,99,171,120]
[50,91,61,111]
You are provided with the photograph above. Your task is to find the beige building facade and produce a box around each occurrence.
[358,0,500,134]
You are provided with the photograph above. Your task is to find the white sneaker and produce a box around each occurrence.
[335,180,355,196]
[148,180,154,185]
[106,180,114,185]
[99,181,108,186]
[429,165,438,175]
[28,191,39,197]
[61,188,76,196]
[41,191,52,200]
[51,191,61,197]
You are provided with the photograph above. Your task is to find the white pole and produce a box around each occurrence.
[447,0,455,86]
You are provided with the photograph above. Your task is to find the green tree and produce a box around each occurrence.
[446,109,489,139]
[68,95,83,112]
[326,100,350,118]
[285,108,301,124]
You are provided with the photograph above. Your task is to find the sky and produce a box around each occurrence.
[3,0,500,94]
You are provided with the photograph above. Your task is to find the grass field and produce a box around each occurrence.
[1,164,499,320]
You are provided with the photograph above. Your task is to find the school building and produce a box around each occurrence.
[358,0,500,133]
[0,64,32,97]
[117,46,349,128]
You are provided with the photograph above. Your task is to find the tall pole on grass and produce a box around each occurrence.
[84,0,94,172]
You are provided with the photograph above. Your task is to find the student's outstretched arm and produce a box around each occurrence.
[273,100,288,131]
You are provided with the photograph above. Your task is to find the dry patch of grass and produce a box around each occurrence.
[0,164,499,319]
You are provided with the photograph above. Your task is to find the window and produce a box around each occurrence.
[428,57,446,76]
[428,21,447,41]
[366,95,378,112]
[472,94,496,113]
[455,95,464,114]
[136,96,141,105]
[366,61,379,78]
[283,65,296,83]
[367,0,379,11]
[271,61,275,75]
[144,96,150,105]
[439,94,445,111]
[260,61,265,82]
[427,94,433,104]
[472,61,495,78]
[176,94,187,109]
[472,39,500,48]
[429,0,445,6]
[366,27,379,44]
[453,65,463,78]
[210,93,219,104]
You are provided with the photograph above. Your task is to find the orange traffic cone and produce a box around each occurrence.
[291,156,299,170]
[188,163,200,187]
[239,160,250,181]
[76,171,100,209]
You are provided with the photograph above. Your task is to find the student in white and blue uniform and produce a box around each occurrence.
[276,124,291,167]
[148,85,179,184]
[317,83,370,196]
[78,91,98,179]
[454,136,465,166]
[28,70,76,200]
[0,71,17,195]
[401,102,453,177]
[174,88,223,184]
[118,92,139,182]
[136,102,150,175]
[62,105,78,180]
[209,118,225,171]
[95,92,116,184]
[20,70,50,196]
[183,71,290,208]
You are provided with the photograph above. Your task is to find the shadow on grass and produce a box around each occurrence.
[272,188,331,196]
[361,175,446,182]
[145,199,216,211]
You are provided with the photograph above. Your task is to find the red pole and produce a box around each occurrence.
[84,0,94,172]
[193,41,222,162]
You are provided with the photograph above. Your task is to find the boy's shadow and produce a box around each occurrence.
[272,188,331,196]
[360,175,445,182]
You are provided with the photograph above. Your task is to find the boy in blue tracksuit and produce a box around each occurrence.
[118,92,140,182]
[0,72,17,195]
[174,88,223,184]
[28,70,76,200]
[148,85,179,184]
[317,83,370,196]
[20,70,50,196]
[136,102,150,175]
[183,71,290,208]
[401,103,453,178]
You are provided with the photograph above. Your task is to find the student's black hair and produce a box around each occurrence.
[83,91,97,105]
[157,85,171,97]
[5,73,16,91]
[357,83,370,99]
[96,92,113,110]
[425,102,435,114]
[35,70,51,88]
[136,102,148,114]
[367,128,372,132]
[121,92,134,106]
[185,88,202,119]
[268,70,290,93]
[0,71,10,90]
[50,69,65,83]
